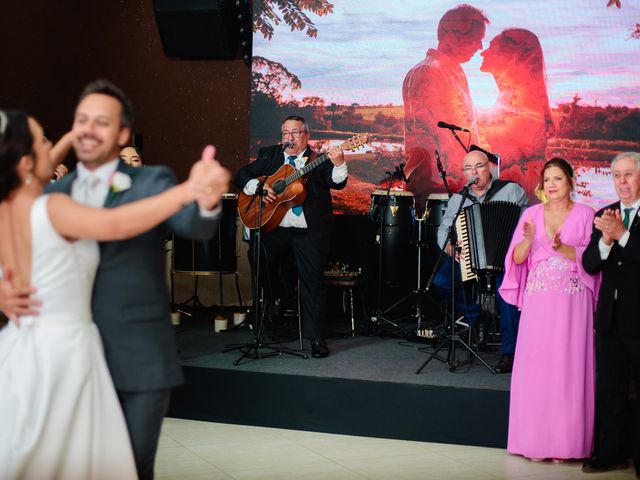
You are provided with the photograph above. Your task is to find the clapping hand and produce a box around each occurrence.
[551,232,562,250]
[522,217,535,243]
[513,216,535,264]
[594,209,625,245]
[188,145,231,210]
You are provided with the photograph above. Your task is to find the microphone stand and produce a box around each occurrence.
[448,129,470,155]
[436,150,452,200]
[416,178,496,374]
[224,144,308,364]
[392,151,449,333]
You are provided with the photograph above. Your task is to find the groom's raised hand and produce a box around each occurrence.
[188,145,230,211]
[0,266,42,327]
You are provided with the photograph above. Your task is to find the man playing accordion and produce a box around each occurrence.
[434,150,527,373]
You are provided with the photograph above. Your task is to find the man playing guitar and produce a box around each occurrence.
[235,115,347,358]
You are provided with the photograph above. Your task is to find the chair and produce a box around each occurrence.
[324,271,366,336]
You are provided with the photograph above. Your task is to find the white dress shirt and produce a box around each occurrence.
[599,198,640,260]
[243,150,348,229]
[71,160,118,206]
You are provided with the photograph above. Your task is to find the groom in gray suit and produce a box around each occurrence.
[45,80,227,479]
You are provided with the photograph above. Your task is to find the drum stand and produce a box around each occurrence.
[415,183,496,375]
[381,215,435,333]
[369,171,400,330]
[477,272,501,350]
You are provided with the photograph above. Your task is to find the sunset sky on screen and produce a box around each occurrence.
[254,0,640,108]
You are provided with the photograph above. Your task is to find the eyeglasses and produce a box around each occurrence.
[281,130,305,139]
[462,162,489,173]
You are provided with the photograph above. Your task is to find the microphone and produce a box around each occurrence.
[437,121,469,132]
[460,176,478,202]
[395,163,409,183]
[282,140,293,149]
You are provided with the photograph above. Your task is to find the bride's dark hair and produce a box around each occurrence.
[0,111,33,202]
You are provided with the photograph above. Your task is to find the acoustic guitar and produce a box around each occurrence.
[238,134,369,233]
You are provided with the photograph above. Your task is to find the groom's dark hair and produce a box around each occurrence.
[78,79,134,129]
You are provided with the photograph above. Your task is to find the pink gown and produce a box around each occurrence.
[499,202,598,459]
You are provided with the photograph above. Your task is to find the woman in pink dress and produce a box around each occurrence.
[499,157,599,461]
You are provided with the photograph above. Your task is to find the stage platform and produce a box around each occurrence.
[168,313,512,449]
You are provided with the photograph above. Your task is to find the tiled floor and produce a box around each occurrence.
[156,418,636,480]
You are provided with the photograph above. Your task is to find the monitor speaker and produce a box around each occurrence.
[153,0,245,59]
[173,194,238,273]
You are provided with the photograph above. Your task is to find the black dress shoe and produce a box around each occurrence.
[311,338,330,358]
[581,456,628,473]
[494,354,514,373]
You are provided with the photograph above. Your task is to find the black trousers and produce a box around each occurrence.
[594,328,640,468]
[251,227,329,339]
[118,389,172,480]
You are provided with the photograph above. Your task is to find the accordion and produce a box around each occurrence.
[455,201,523,281]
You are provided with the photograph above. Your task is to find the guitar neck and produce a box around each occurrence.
[284,152,329,186]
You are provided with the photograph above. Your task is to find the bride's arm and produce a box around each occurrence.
[49,132,74,170]
[48,149,229,241]
[48,186,191,241]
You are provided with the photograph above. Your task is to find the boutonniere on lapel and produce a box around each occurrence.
[110,171,132,193]
[106,171,132,204]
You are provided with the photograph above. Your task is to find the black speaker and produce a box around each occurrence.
[153,0,244,59]
[173,195,238,273]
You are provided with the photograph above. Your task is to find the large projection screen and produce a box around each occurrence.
[250,1,640,214]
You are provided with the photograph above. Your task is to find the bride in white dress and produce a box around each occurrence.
[0,111,224,479]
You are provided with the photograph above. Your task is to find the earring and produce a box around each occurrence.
[25,173,33,186]
[534,184,547,203]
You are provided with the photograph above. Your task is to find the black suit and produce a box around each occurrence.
[47,161,219,479]
[235,144,347,339]
[583,201,640,469]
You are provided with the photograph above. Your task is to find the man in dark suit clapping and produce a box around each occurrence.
[583,151,640,477]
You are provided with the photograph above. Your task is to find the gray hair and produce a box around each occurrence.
[281,115,309,133]
[611,152,640,171]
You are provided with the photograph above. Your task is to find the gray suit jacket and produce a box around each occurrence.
[46,161,219,391]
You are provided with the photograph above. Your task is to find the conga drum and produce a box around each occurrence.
[370,190,415,287]
[423,193,449,275]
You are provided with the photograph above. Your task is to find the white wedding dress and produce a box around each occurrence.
[0,196,137,479]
